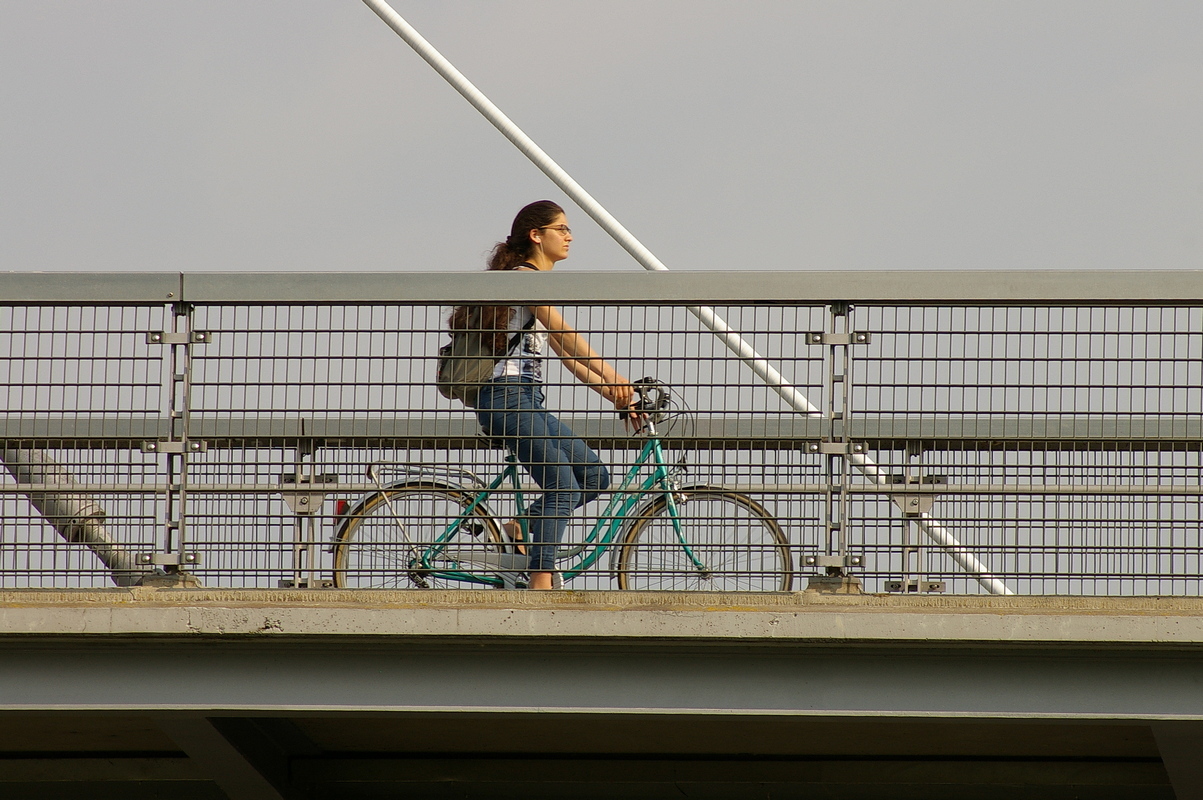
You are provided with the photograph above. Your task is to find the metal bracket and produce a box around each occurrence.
[806,332,872,345]
[142,440,207,454]
[895,495,936,515]
[279,473,339,515]
[804,554,864,569]
[888,475,946,516]
[807,441,867,455]
[279,578,334,589]
[136,552,202,567]
[885,579,947,594]
[146,331,211,345]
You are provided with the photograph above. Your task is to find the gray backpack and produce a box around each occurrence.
[435,312,534,406]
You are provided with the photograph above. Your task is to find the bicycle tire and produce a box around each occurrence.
[616,489,792,591]
[332,483,505,589]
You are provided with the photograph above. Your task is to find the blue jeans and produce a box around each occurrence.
[475,377,610,572]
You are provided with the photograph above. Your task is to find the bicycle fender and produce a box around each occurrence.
[331,479,488,540]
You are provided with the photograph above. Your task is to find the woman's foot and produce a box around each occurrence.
[502,520,526,556]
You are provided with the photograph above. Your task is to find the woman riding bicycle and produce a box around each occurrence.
[449,200,637,590]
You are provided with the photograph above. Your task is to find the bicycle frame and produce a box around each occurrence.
[414,426,707,587]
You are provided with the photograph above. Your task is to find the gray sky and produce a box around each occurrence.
[2,1,1201,274]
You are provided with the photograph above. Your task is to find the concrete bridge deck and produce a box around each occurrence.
[5,588,1203,645]
[2,590,1201,798]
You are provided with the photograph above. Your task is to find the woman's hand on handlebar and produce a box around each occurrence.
[607,380,646,432]
[620,403,648,433]
[608,379,635,411]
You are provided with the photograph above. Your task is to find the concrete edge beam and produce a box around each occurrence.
[2,590,1203,646]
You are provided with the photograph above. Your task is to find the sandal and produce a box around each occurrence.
[501,520,527,556]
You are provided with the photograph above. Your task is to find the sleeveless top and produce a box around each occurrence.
[491,305,548,382]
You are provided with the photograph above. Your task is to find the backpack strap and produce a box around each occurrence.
[502,314,537,356]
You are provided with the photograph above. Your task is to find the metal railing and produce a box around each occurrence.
[2,270,1200,594]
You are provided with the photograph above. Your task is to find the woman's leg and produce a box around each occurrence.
[516,424,583,574]
[539,411,611,509]
[525,417,610,590]
[501,519,525,555]
[476,382,608,584]
[476,382,576,579]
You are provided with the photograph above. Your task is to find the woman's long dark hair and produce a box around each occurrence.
[449,200,564,349]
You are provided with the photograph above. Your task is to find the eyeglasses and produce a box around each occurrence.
[538,225,572,236]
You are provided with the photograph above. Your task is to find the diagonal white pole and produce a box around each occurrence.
[362,0,1013,595]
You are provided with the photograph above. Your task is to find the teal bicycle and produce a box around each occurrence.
[331,380,793,591]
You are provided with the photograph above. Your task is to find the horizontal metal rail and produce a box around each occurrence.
[4,483,1203,497]
[2,414,1199,449]
[2,270,1202,305]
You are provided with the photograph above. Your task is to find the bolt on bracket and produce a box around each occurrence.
[885,579,946,593]
[894,494,937,516]
[279,473,340,515]
[146,331,212,345]
[806,332,872,345]
[141,440,207,454]
[887,475,946,516]
[807,441,867,455]
[136,552,202,567]
[804,554,864,569]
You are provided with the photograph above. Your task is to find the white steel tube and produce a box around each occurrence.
[360,0,818,415]
[362,0,1013,595]
[1,449,148,586]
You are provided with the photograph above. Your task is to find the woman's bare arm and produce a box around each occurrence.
[531,305,634,410]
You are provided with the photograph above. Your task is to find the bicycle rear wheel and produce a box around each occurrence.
[616,490,792,591]
[332,483,504,589]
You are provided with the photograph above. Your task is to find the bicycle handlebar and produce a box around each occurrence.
[627,377,671,424]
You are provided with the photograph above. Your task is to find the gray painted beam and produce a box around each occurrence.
[2,269,1199,304]
[3,640,1203,721]
[0,272,180,304]
[178,270,1203,305]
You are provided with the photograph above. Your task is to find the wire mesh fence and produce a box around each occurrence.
[1,272,1199,594]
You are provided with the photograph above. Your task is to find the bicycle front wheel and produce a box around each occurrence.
[616,490,792,591]
[332,484,504,589]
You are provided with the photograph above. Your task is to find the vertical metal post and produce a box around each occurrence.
[292,447,306,588]
[168,303,190,569]
[278,442,335,589]
[824,303,850,572]
[902,445,921,590]
[138,304,207,584]
[886,443,947,593]
[807,303,864,591]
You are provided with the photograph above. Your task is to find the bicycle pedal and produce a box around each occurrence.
[499,571,528,590]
